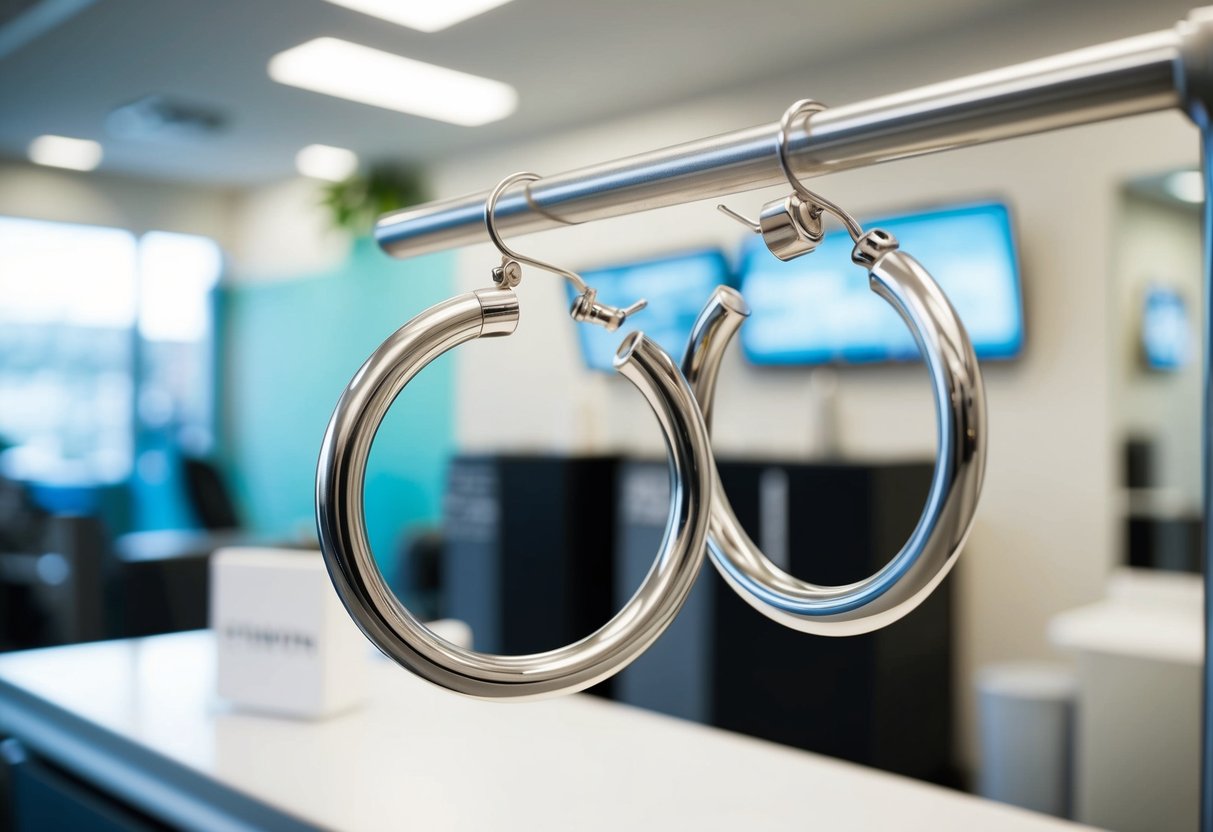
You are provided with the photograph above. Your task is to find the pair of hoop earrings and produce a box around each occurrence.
[315,100,987,700]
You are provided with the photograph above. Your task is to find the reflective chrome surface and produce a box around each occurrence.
[717,100,842,261]
[377,26,1181,258]
[1200,123,1213,832]
[1190,12,1213,828]
[682,242,986,635]
[316,288,713,699]
[719,100,876,261]
[485,171,648,331]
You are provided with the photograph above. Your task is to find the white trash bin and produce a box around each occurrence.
[976,662,1077,818]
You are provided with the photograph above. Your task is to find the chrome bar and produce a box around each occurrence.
[377,28,1181,258]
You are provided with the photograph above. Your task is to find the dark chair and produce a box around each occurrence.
[395,528,444,621]
[0,515,107,650]
[180,456,240,531]
[0,478,46,554]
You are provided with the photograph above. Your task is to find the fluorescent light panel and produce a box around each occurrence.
[268,38,517,127]
[323,0,515,33]
[28,135,102,171]
[296,144,359,181]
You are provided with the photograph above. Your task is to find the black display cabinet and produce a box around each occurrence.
[614,458,953,785]
[441,454,620,694]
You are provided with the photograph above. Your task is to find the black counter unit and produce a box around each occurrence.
[614,458,953,785]
[441,455,620,695]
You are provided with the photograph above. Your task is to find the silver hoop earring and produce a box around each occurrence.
[687,151,986,635]
[315,173,714,698]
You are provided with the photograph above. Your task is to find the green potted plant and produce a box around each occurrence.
[321,165,428,236]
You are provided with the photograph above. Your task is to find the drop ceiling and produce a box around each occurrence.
[0,0,1171,186]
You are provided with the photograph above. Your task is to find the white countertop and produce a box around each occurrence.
[0,631,1098,832]
[1049,569,1203,666]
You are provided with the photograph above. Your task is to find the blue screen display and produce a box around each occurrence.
[1142,285,1190,371]
[569,249,732,372]
[738,202,1025,365]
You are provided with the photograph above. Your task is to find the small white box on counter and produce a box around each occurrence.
[210,547,368,719]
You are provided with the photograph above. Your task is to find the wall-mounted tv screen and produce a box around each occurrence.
[569,249,732,372]
[738,201,1025,365]
[1141,285,1191,371]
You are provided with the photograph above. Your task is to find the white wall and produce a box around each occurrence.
[427,0,1203,767]
[0,161,237,242]
[224,177,352,282]
[0,161,349,283]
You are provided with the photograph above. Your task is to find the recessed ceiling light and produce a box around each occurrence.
[268,38,517,127]
[1164,170,1204,204]
[322,0,515,33]
[27,135,102,171]
[296,144,359,181]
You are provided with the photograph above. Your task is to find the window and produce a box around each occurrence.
[0,218,138,483]
[137,231,223,455]
[0,217,222,488]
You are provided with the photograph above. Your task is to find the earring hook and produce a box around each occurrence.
[719,99,865,249]
[774,100,864,242]
[485,172,588,292]
[484,171,647,331]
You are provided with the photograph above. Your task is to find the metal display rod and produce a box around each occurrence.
[377,9,1213,831]
[377,26,1187,258]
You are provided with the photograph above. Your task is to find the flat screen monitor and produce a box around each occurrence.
[738,201,1025,365]
[569,249,732,372]
[1141,285,1191,371]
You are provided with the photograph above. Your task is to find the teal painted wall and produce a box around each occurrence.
[219,239,455,585]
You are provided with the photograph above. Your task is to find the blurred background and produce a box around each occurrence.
[0,0,1207,830]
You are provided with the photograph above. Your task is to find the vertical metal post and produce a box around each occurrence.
[1178,11,1213,828]
[1202,125,1213,832]
[1135,9,1213,826]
